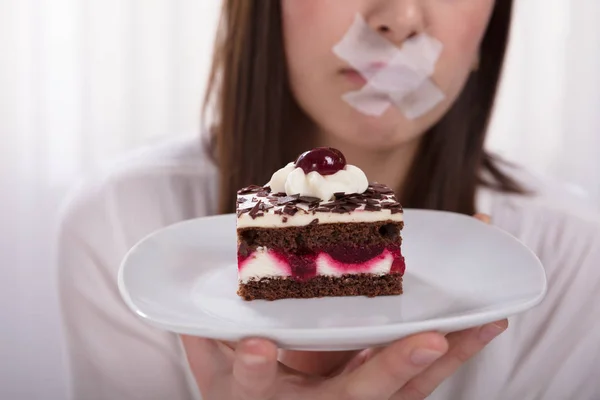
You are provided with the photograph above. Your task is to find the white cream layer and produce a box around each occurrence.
[238,247,394,283]
[236,193,403,228]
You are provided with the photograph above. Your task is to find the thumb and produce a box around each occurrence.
[233,338,279,400]
[181,336,234,391]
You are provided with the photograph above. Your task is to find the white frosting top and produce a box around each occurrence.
[236,193,404,228]
[268,162,369,201]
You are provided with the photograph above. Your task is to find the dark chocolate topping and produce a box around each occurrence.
[237,183,403,219]
[237,185,264,195]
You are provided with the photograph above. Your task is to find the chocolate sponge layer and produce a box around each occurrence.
[237,221,403,254]
[238,274,403,301]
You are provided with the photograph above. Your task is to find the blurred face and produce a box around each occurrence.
[281,0,495,150]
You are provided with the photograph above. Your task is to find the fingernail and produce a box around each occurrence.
[240,353,267,366]
[479,323,506,343]
[411,348,444,366]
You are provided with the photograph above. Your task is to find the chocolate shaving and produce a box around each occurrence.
[274,209,283,215]
[249,201,262,219]
[365,204,382,212]
[346,198,365,205]
[282,217,288,223]
[237,185,264,195]
[236,206,252,217]
[277,195,300,205]
[283,205,298,216]
[259,202,274,211]
[369,184,394,194]
[237,197,247,204]
[309,218,319,226]
[298,196,321,204]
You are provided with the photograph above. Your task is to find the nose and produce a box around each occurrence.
[365,0,426,45]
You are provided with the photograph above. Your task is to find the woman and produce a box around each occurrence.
[57,1,600,399]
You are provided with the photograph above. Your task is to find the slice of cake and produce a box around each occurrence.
[236,147,405,301]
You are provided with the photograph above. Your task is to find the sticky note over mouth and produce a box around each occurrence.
[333,14,445,119]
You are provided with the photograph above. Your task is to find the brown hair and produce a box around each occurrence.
[204,0,524,215]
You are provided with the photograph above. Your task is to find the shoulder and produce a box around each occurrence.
[474,166,600,398]
[479,164,600,276]
[58,135,219,253]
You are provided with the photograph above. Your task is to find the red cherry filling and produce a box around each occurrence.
[240,244,405,281]
[295,147,347,176]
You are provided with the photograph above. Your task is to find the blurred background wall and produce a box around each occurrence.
[1,0,599,399]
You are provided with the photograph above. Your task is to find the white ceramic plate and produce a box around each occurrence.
[118,210,547,351]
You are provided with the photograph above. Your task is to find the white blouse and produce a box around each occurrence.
[57,135,600,400]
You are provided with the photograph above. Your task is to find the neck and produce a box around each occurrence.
[315,135,421,197]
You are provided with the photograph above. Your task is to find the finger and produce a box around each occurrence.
[280,350,360,376]
[222,340,238,350]
[181,336,234,390]
[473,213,491,224]
[233,338,279,400]
[338,333,448,400]
[336,348,376,375]
[393,320,508,400]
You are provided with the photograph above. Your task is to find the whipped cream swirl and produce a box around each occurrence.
[267,162,369,201]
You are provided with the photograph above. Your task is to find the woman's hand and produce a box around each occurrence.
[184,213,506,399]
[182,319,506,400]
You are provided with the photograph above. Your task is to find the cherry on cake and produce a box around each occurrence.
[236,147,405,301]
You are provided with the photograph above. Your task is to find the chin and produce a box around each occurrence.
[339,110,420,146]
[328,121,417,152]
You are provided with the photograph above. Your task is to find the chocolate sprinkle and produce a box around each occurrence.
[282,217,288,223]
